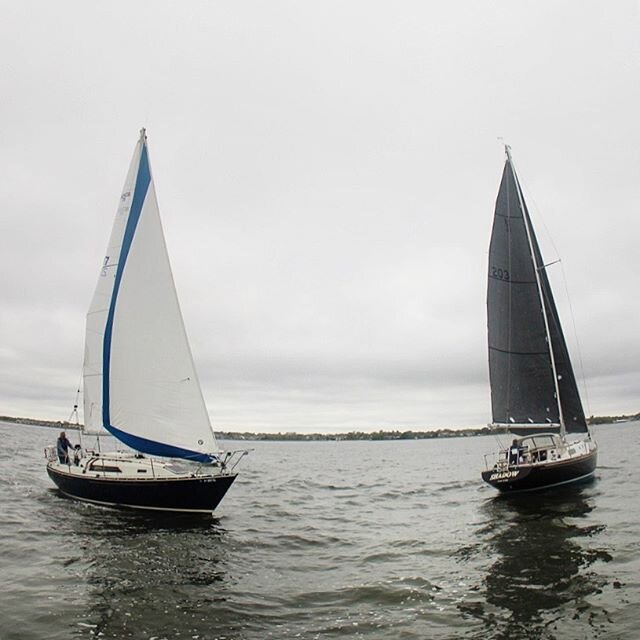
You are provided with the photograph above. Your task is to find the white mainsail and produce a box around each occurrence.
[82,130,218,461]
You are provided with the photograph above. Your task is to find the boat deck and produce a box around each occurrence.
[45,448,229,481]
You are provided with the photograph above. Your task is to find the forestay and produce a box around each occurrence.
[83,130,218,462]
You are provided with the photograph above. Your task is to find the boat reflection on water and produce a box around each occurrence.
[462,487,613,639]
[64,505,233,638]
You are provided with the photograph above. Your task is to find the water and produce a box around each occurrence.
[0,421,638,639]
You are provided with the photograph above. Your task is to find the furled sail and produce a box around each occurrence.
[487,152,587,436]
[83,130,218,461]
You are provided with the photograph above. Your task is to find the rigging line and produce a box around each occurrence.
[504,151,513,425]
[537,259,562,271]
[68,375,83,424]
[559,258,592,419]
[490,423,509,450]
[514,164,563,264]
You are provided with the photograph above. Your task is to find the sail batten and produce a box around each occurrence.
[83,131,219,460]
[487,152,588,436]
[489,346,551,356]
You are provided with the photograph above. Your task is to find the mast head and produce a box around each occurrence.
[497,137,512,163]
[139,127,147,142]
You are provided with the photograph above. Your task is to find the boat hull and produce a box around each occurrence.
[47,463,237,513]
[481,449,597,493]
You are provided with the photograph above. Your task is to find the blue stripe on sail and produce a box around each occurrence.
[102,142,151,436]
[106,425,216,463]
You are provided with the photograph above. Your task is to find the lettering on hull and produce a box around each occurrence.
[489,470,520,482]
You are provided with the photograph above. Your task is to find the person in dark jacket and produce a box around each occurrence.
[56,431,72,464]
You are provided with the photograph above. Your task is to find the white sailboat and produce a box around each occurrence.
[46,129,245,513]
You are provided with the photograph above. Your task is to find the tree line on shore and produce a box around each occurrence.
[3,411,639,442]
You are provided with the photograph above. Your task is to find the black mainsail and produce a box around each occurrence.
[487,149,587,437]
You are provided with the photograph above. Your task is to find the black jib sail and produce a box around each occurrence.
[487,151,587,436]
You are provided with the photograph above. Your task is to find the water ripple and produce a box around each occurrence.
[0,422,637,639]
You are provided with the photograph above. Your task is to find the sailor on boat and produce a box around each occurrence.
[56,432,73,464]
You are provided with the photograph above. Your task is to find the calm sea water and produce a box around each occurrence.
[0,420,638,640]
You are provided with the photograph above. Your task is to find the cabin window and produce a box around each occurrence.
[530,435,556,449]
[89,463,122,473]
[165,463,191,475]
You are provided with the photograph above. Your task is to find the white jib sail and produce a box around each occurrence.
[82,130,218,460]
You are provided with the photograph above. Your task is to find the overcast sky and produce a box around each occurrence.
[1,1,639,432]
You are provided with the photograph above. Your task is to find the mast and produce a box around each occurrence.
[504,146,566,439]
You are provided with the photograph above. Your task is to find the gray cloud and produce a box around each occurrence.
[1,1,639,431]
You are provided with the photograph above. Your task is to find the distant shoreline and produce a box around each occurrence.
[0,416,83,430]
[1,412,637,442]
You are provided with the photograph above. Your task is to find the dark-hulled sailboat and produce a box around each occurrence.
[481,147,597,493]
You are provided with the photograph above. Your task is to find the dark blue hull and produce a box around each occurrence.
[481,449,597,493]
[47,464,237,513]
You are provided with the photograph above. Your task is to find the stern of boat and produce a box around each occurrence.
[481,436,597,493]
